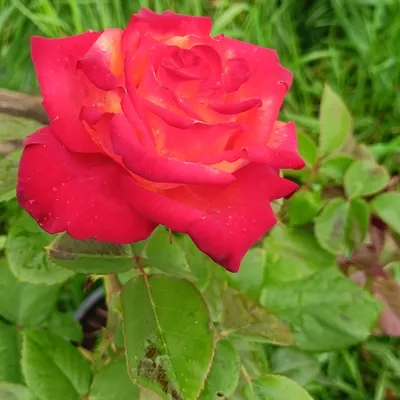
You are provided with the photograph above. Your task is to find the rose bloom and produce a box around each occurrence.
[17,9,304,272]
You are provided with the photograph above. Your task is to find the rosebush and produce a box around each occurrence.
[0,7,399,400]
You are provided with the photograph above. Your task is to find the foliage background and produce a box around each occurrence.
[0,1,399,399]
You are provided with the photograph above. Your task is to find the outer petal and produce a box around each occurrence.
[17,126,155,243]
[31,33,101,153]
[109,114,235,185]
[123,164,298,272]
[202,122,305,170]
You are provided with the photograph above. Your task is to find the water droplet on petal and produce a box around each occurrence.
[52,187,57,192]
[200,215,206,219]
[242,228,248,233]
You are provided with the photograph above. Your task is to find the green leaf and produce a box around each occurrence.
[144,228,191,275]
[48,233,133,274]
[0,235,6,250]
[198,340,240,399]
[180,236,212,290]
[0,321,22,383]
[264,225,336,283]
[344,160,389,198]
[139,388,163,399]
[345,198,370,249]
[297,131,317,166]
[22,330,92,400]
[89,358,139,400]
[6,213,73,284]
[221,288,293,345]
[0,382,36,400]
[134,229,212,289]
[287,191,323,226]
[244,375,315,400]
[0,150,21,203]
[0,113,42,143]
[271,348,320,387]
[121,275,214,400]
[0,259,59,326]
[319,154,354,184]
[227,248,266,300]
[233,340,269,379]
[319,84,352,157]
[261,268,382,351]
[353,143,376,162]
[371,192,400,235]
[47,312,83,343]
[203,271,227,323]
[314,198,349,255]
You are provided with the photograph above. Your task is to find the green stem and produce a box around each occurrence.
[104,273,122,303]
[96,274,123,360]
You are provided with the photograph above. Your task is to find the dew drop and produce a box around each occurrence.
[200,215,206,219]
[242,228,248,233]
[52,187,57,192]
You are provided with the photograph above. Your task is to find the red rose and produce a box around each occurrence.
[17,9,304,272]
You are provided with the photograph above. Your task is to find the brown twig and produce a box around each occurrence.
[0,89,48,124]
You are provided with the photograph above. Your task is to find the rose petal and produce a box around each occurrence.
[17,126,155,243]
[150,115,241,163]
[214,36,292,147]
[201,122,305,170]
[78,29,124,91]
[210,98,261,114]
[124,164,297,271]
[224,58,251,92]
[31,33,101,153]
[122,9,212,50]
[123,50,157,148]
[109,114,235,185]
